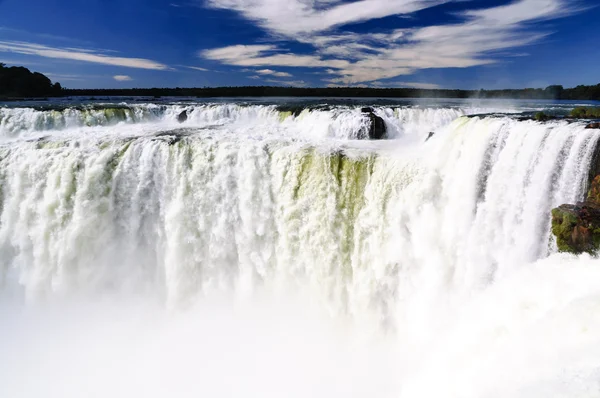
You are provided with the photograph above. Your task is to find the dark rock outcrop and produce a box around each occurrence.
[361,107,387,139]
[585,122,600,129]
[154,129,189,145]
[177,110,188,123]
[425,132,435,142]
[551,175,600,254]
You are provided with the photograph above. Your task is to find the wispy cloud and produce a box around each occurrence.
[0,26,94,46]
[255,69,292,77]
[0,58,44,67]
[0,41,169,70]
[43,73,87,81]
[113,75,133,81]
[370,81,442,89]
[263,78,307,87]
[204,0,448,36]
[183,65,210,71]
[200,0,587,84]
[202,44,349,68]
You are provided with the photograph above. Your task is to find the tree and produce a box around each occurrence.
[0,65,63,97]
[545,85,564,99]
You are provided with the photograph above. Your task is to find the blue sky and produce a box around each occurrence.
[0,0,598,89]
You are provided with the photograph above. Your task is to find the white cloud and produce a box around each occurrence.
[463,0,585,25]
[114,75,133,81]
[43,73,86,81]
[202,44,276,61]
[200,0,585,84]
[255,69,292,77]
[183,65,211,71]
[0,41,169,70]
[201,44,349,69]
[205,0,448,36]
[264,78,307,87]
[371,81,442,89]
[0,58,43,67]
[398,82,442,90]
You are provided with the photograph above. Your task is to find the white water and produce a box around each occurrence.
[1,106,600,398]
[0,103,513,141]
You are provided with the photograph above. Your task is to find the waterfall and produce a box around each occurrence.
[0,103,515,140]
[0,114,597,307]
[2,105,600,398]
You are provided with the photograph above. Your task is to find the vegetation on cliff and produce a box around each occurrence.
[552,175,600,254]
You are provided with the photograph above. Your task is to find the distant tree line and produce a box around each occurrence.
[58,84,600,101]
[0,63,62,98]
[1,64,600,100]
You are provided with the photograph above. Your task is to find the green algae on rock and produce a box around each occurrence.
[551,175,600,254]
[552,204,600,254]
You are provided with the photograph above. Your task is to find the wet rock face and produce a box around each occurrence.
[361,107,387,140]
[585,122,600,129]
[588,175,600,203]
[551,175,600,254]
[552,203,600,254]
[177,110,188,123]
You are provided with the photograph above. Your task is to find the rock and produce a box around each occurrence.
[552,203,600,254]
[425,132,435,142]
[589,175,600,203]
[587,142,600,188]
[361,107,387,139]
[155,129,188,145]
[177,110,188,123]
[551,175,600,254]
[585,122,600,129]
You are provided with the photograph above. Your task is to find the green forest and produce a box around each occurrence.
[1,64,600,100]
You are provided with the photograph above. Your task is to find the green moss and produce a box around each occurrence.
[117,140,132,158]
[588,176,600,204]
[571,107,600,118]
[551,207,600,254]
[292,149,315,200]
[104,107,128,122]
[551,207,580,253]
[534,112,549,121]
[325,152,373,278]
[278,111,292,122]
[36,140,69,150]
[593,230,600,248]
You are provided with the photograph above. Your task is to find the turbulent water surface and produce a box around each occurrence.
[1,98,600,398]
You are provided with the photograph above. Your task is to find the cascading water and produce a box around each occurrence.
[0,103,514,140]
[1,101,600,398]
